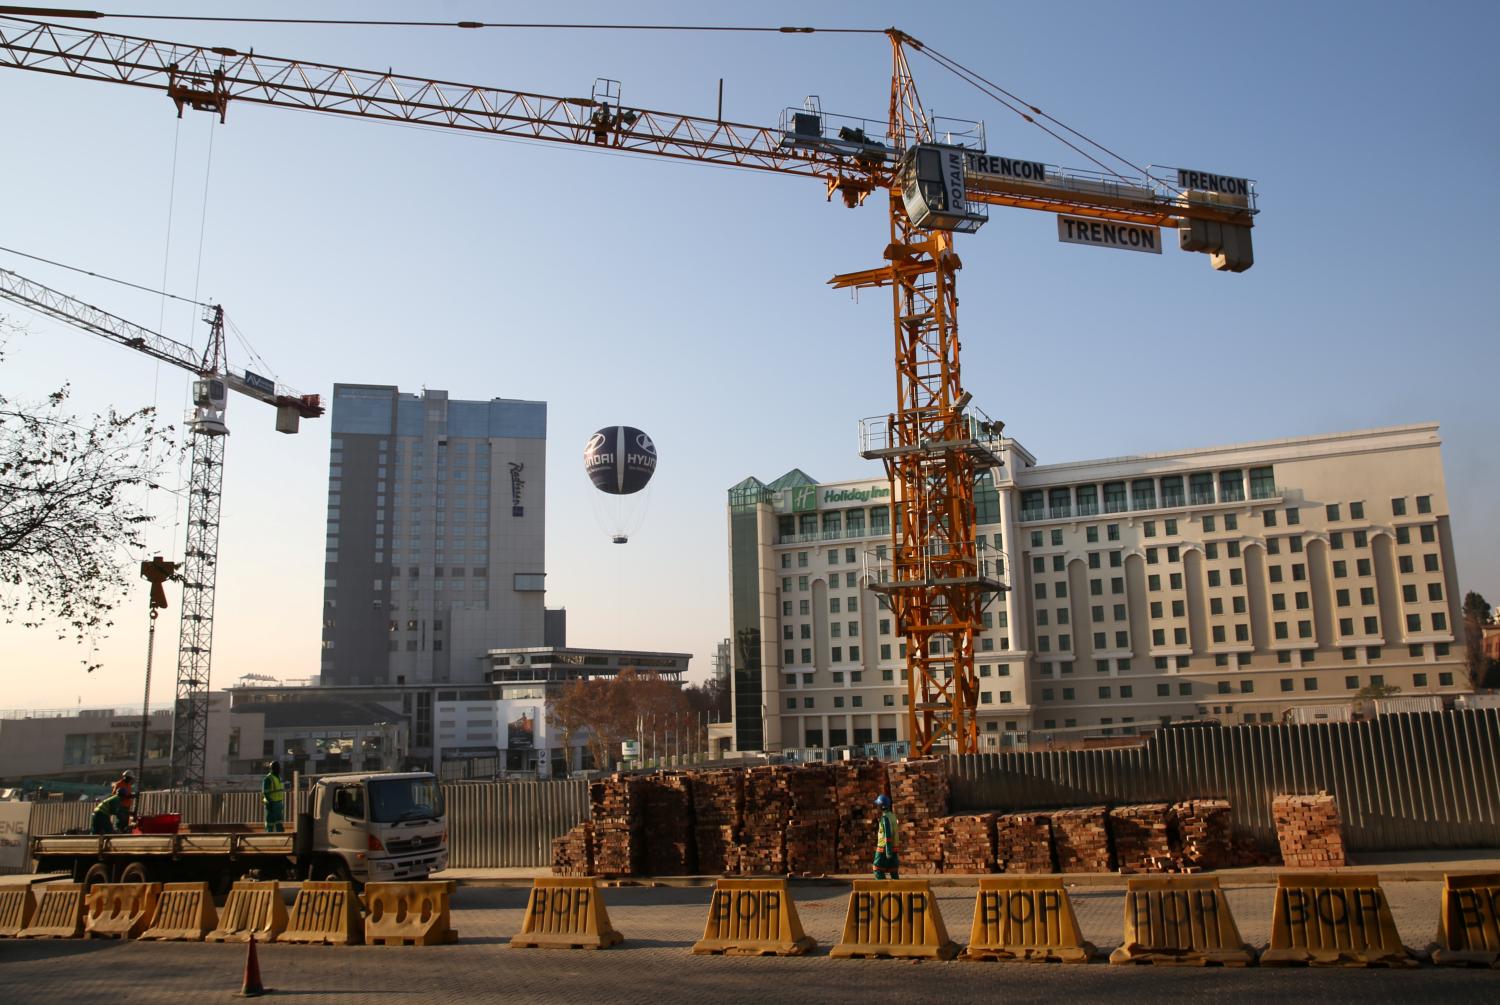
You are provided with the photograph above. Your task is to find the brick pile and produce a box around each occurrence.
[590,775,647,877]
[888,758,949,874]
[1109,804,1175,873]
[994,812,1055,873]
[640,772,696,876]
[942,813,998,873]
[1272,793,1348,868]
[737,766,791,874]
[1170,799,1233,871]
[551,821,593,876]
[690,768,742,875]
[784,764,838,875]
[832,760,887,874]
[1049,806,1113,873]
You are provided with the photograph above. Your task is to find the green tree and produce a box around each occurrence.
[0,327,176,671]
[1463,591,1492,691]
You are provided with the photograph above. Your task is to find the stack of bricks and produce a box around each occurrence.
[941,813,998,873]
[1109,804,1176,873]
[888,758,949,874]
[550,821,594,876]
[784,764,838,875]
[641,772,696,876]
[1272,793,1348,868]
[590,775,647,877]
[737,766,791,874]
[1169,799,1234,871]
[994,813,1055,873]
[1048,806,1114,873]
[690,768,743,875]
[832,760,888,874]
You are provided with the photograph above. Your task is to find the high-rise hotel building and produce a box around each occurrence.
[726,423,1467,753]
[321,385,548,686]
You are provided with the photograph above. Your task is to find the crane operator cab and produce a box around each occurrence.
[898,143,988,234]
[191,376,229,436]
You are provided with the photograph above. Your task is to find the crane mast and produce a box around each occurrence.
[0,15,1256,756]
[0,268,321,785]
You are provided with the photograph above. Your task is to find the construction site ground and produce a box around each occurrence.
[3,850,1498,1003]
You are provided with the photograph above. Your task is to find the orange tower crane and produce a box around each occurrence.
[0,15,1257,755]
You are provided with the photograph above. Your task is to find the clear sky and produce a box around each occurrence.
[1,1,1496,711]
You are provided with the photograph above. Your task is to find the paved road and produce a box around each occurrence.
[2,882,1496,1003]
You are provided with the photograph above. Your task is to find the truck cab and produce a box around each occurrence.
[302,771,448,884]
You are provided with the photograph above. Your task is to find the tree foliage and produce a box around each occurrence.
[547,669,705,775]
[0,327,176,670]
[1463,590,1492,691]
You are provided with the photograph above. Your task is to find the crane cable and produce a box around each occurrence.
[142,114,181,545]
[913,43,1174,190]
[0,10,883,33]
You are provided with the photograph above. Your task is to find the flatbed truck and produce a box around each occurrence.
[29,770,447,891]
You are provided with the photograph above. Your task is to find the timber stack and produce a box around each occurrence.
[995,812,1055,873]
[784,763,838,875]
[590,775,646,877]
[551,821,594,877]
[641,772,696,875]
[942,813,998,874]
[1109,803,1175,873]
[690,768,743,875]
[888,758,949,874]
[737,766,791,874]
[1271,792,1348,868]
[1170,799,1234,870]
[832,760,887,874]
[1049,806,1114,873]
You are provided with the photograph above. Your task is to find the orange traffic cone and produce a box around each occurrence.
[237,933,272,998]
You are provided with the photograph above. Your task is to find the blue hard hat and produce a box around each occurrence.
[874,794,892,809]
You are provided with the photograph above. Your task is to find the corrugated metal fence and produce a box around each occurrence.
[443,780,590,867]
[23,779,589,869]
[945,709,1500,851]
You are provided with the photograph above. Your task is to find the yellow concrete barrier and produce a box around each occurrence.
[84,882,162,940]
[17,882,84,939]
[830,880,958,960]
[1426,872,1500,968]
[692,879,815,956]
[1261,873,1414,968]
[0,886,37,937]
[962,876,1097,963]
[1109,875,1253,966]
[281,880,363,946]
[140,882,218,941]
[510,878,622,950]
[364,881,458,946]
[206,881,289,943]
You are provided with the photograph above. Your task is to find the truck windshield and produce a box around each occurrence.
[368,777,444,823]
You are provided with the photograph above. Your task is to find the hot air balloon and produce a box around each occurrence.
[583,425,657,543]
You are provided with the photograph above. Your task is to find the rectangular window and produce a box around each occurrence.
[1190,472,1215,506]
[1086,525,1099,543]
[1350,501,1364,520]
[1417,495,1432,514]
[1413,672,1427,687]
[1249,466,1276,499]
[1131,479,1157,511]
[1103,482,1128,513]
[1391,497,1407,516]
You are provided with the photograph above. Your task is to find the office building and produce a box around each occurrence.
[321,384,548,686]
[727,423,1467,752]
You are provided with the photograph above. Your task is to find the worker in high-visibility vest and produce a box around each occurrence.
[872,793,900,880]
[262,761,285,833]
[91,791,131,835]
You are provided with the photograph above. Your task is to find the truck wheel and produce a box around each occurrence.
[119,861,152,885]
[315,858,352,884]
[81,862,111,891]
